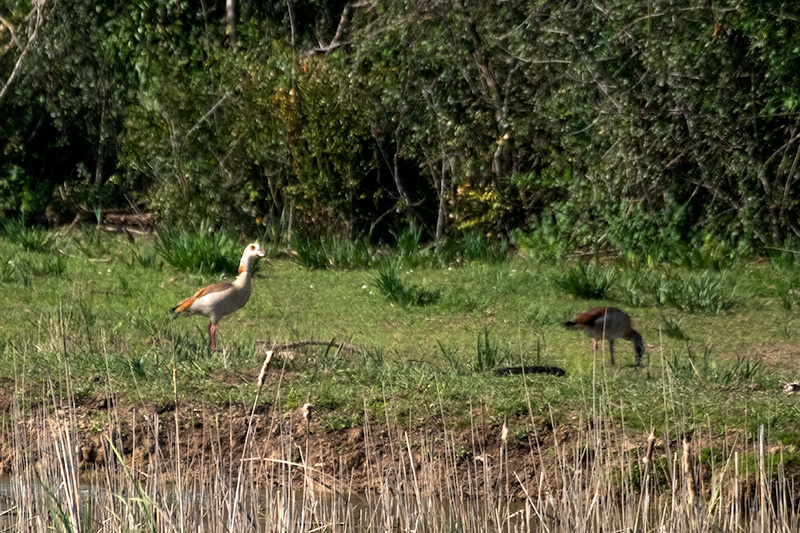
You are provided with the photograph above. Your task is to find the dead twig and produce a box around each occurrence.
[255,338,363,356]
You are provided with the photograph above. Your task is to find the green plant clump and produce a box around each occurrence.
[474,328,503,372]
[664,271,735,314]
[373,262,440,307]
[554,263,617,300]
[155,222,242,274]
[1,217,53,252]
[292,233,379,270]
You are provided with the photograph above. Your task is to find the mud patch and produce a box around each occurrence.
[750,342,800,374]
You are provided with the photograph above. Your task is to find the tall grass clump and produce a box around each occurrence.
[292,233,378,270]
[1,216,53,252]
[554,263,617,299]
[461,231,510,263]
[0,258,16,283]
[71,224,117,258]
[775,282,799,311]
[474,328,503,372]
[664,271,736,314]
[0,253,66,285]
[671,237,738,271]
[372,262,440,307]
[637,271,670,307]
[155,222,241,274]
[390,223,429,267]
[661,316,687,340]
[771,259,800,310]
[16,254,67,278]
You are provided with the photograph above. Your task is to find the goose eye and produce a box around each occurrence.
[249,245,255,251]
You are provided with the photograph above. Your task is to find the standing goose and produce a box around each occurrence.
[171,243,265,350]
[564,307,645,366]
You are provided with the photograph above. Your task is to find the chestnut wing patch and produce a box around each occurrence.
[172,282,234,314]
[565,307,612,329]
[575,307,611,325]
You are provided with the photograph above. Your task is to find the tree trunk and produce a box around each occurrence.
[436,156,447,242]
[393,141,413,221]
[226,0,237,48]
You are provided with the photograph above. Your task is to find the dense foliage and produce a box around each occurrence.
[2,0,800,253]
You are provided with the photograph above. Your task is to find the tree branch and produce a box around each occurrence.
[313,1,367,53]
[182,93,230,145]
[0,1,46,101]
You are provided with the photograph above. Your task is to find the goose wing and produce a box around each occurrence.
[172,282,234,314]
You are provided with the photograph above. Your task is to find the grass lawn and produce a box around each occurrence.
[2,228,800,454]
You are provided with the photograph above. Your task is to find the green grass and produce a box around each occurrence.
[1,229,800,457]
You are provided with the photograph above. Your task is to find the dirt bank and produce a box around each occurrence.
[1,386,795,502]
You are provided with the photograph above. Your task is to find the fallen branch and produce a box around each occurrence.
[256,339,363,356]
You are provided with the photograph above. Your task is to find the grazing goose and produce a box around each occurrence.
[564,307,644,366]
[171,243,265,350]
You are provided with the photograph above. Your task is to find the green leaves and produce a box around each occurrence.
[4,0,800,254]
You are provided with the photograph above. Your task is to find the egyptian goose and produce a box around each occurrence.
[564,307,644,366]
[171,243,265,350]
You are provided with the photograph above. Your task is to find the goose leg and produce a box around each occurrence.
[608,339,615,366]
[209,323,217,351]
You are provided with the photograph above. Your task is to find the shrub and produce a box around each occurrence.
[554,263,617,299]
